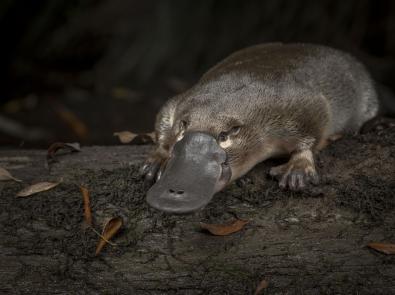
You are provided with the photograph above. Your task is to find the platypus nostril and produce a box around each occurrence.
[168,189,184,195]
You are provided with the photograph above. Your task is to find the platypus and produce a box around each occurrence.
[142,43,380,214]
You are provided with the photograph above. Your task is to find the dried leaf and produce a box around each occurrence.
[0,167,22,182]
[65,142,81,151]
[16,182,60,197]
[254,279,269,295]
[95,217,123,255]
[200,219,249,236]
[80,186,92,226]
[113,131,156,144]
[113,131,138,144]
[368,242,395,254]
[47,142,81,161]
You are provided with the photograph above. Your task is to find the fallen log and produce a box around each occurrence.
[0,127,394,294]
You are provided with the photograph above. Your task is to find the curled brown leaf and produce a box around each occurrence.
[368,242,395,255]
[95,217,123,256]
[16,181,60,197]
[47,142,81,162]
[0,167,22,182]
[80,186,92,226]
[200,219,249,236]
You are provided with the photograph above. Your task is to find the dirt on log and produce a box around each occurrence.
[0,126,394,294]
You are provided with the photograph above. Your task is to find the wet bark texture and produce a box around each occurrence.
[0,127,394,294]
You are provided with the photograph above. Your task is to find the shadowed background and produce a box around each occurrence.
[1,0,394,147]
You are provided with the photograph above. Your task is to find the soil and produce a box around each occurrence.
[0,125,394,294]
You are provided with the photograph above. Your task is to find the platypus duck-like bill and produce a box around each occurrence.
[146,132,231,214]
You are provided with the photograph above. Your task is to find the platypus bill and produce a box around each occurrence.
[142,43,379,214]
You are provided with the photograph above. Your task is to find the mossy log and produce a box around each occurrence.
[0,127,394,294]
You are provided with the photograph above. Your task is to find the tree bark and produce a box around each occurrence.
[0,128,394,294]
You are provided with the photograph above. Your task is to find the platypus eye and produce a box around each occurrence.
[230,126,241,135]
[218,132,228,142]
[218,126,241,142]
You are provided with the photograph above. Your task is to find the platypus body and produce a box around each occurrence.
[143,43,379,213]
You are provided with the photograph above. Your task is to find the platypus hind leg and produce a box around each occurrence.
[269,149,319,191]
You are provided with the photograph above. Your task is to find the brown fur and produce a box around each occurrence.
[143,43,379,190]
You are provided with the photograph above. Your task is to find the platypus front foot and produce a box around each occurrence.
[269,150,319,191]
[141,150,168,184]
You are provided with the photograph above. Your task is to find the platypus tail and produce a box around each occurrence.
[360,83,395,133]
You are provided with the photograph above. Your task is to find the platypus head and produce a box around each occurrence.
[146,105,262,214]
[146,87,266,214]
[146,131,232,214]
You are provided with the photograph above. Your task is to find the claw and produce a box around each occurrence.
[140,163,150,176]
[297,174,305,190]
[145,162,160,182]
[141,152,169,185]
[270,163,319,191]
[141,160,161,185]
[286,171,306,191]
[156,168,162,182]
[289,173,297,190]
[308,171,320,185]
[278,171,288,189]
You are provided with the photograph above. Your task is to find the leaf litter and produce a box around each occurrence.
[113,131,138,143]
[0,167,22,182]
[200,218,249,236]
[367,242,395,254]
[47,142,81,162]
[16,181,60,197]
[78,186,122,256]
[95,217,123,256]
[114,131,156,144]
[80,186,92,226]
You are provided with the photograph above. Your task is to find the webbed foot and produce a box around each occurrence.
[141,150,168,184]
[269,150,319,191]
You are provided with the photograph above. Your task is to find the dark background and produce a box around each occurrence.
[1,0,394,148]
